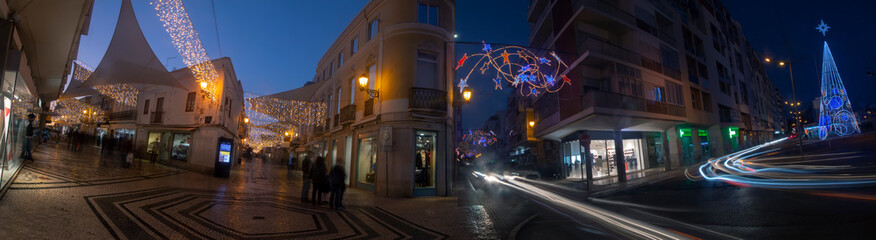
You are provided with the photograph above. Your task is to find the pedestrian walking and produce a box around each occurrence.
[300,157,313,203]
[21,113,36,161]
[119,136,133,168]
[329,164,346,210]
[310,157,328,205]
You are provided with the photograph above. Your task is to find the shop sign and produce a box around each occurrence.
[379,126,392,152]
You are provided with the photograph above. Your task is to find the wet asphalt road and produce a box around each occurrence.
[588,133,876,239]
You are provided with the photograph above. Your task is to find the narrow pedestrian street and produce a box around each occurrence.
[0,141,474,239]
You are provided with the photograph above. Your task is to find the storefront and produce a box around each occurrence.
[561,131,663,180]
[413,131,436,196]
[146,130,193,162]
[0,70,39,191]
[355,134,377,191]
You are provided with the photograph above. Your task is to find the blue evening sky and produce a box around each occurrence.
[75,0,876,130]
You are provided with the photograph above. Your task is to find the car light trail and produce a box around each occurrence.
[475,171,690,239]
[691,138,876,189]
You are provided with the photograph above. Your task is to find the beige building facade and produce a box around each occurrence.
[270,0,456,197]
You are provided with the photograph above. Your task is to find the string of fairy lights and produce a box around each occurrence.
[53,97,105,125]
[456,42,572,97]
[247,96,328,127]
[72,61,138,107]
[93,84,138,106]
[151,0,219,101]
[242,92,327,151]
[72,60,93,83]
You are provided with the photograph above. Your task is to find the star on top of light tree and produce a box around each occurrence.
[816,19,831,36]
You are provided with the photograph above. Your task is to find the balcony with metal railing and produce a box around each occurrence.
[578,37,681,80]
[409,88,447,114]
[364,98,374,117]
[339,105,355,124]
[573,0,636,26]
[581,89,686,118]
[149,111,163,124]
[108,110,136,122]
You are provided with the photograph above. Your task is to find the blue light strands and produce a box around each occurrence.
[816,20,860,139]
[456,42,571,97]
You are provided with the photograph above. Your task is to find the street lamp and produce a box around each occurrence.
[358,74,379,98]
[528,121,535,128]
[462,88,472,102]
[244,117,249,123]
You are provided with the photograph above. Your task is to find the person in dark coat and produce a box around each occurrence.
[329,164,347,210]
[22,114,35,161]
[119,136,133,168]
[300,157,312,203]
[310,157,328,205]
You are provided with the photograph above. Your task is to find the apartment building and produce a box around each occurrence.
[527,0,784,182]
[265,0,456,197]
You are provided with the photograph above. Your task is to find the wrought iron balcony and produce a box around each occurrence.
[149,111,164,124]
[108,110,136,122]
[409,88,447,113]
[581,90,686,118]
[339,105,355,124]
[364,98,375,117]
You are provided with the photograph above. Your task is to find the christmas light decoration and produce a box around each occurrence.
[818,40,860,139]
[247,96,327,127]
[12,94,39,119]
[455,129,498,160]
[72,60,93,82]
[93,84,139,107]
[242,92,326,151]
[462,129,497,147]
[53,97,105,125]
[151,0,219,100]
[71,61,139,106]
[456,42,571,97]
[816,20,831,36]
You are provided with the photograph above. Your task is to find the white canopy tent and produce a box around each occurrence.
[75,0,188,91]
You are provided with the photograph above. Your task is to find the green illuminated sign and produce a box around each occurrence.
[698,129,708,137]
[679,128,692,137]
[727,127,738,139]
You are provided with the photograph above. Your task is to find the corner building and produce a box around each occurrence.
[270,0,456,197]
[527,0,784,182]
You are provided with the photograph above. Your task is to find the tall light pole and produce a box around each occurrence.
[765,51,810,158]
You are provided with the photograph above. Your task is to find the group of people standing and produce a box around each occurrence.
[299,156,347,210]
[100,131,134,168]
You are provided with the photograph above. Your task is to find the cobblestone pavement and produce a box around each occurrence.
[0,142,486,239]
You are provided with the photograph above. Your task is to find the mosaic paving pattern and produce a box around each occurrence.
[11,144,187,189]
[86,187,448,240]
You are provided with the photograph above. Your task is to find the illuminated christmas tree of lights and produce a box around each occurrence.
[816,20,860,139]
[456,42,572,97]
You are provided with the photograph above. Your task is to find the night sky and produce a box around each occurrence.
[722,0,876,110]
[75,0,874,130]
